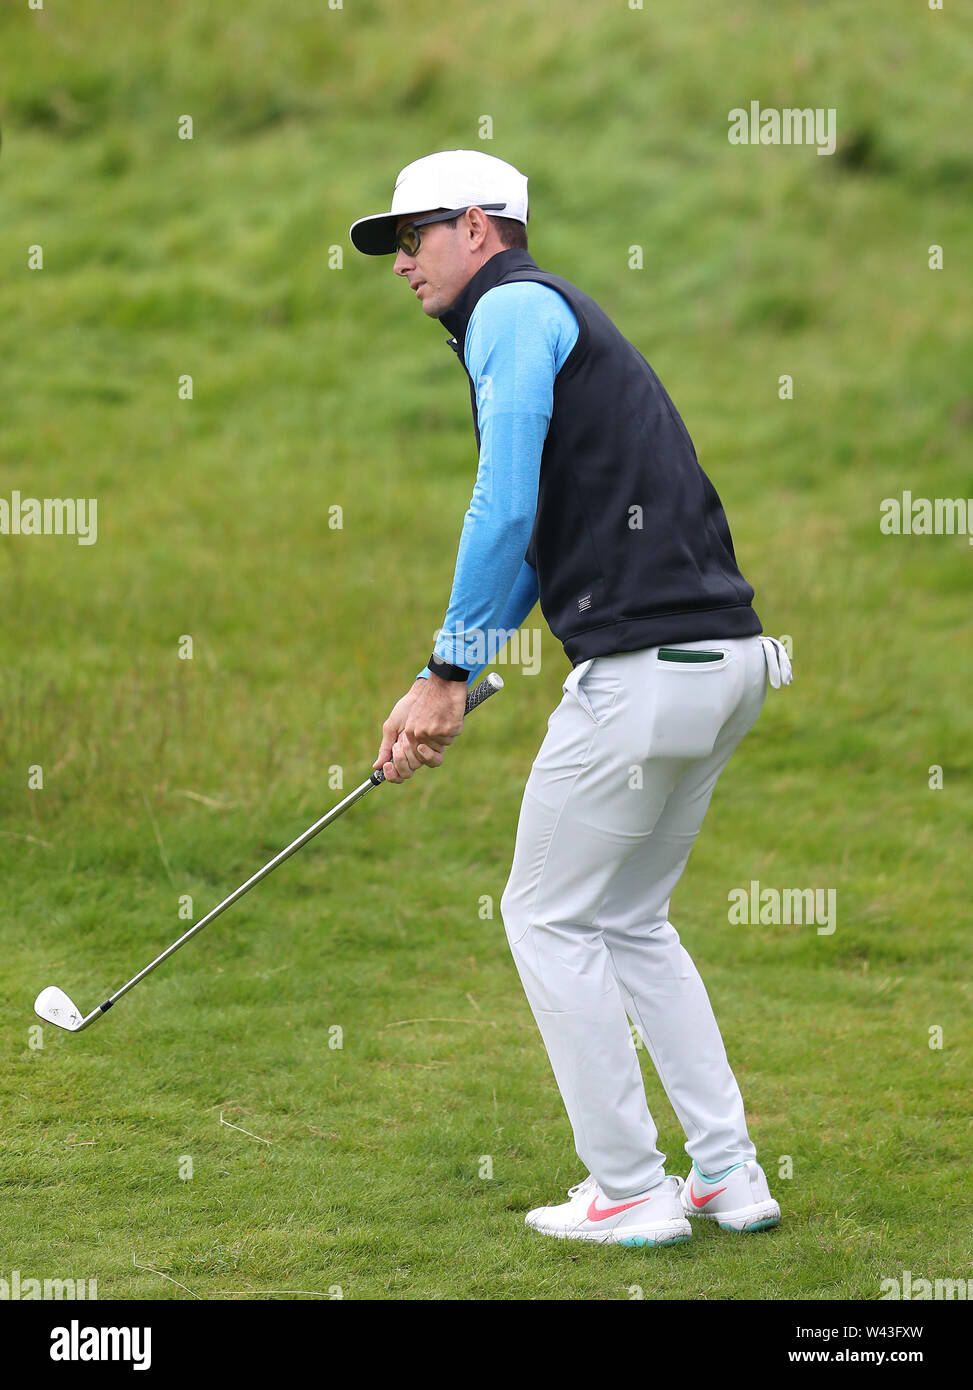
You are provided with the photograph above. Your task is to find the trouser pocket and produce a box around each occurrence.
[647,647,736,759]
[562,657,619,727]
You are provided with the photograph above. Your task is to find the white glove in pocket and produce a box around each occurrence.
[759,636,793,689]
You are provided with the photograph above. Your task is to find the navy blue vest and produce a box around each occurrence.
[439,250,762,665]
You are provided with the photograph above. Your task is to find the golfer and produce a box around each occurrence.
[351,150,792,1246]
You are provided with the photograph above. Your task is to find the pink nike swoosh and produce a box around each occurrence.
[689,1183,727,1208]
[586,1195,652,1222]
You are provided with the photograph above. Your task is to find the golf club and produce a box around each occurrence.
[34,672,504,1034]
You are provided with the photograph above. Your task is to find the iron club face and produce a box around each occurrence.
[34,986,87,1032]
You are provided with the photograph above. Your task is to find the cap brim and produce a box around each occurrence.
[349,212,404,256]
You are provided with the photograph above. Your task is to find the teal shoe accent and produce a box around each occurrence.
[618,1233,692,1248]
[694,1159,747,1183]
[718,1217,780,1232]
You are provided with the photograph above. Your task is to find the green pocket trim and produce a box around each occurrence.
[657,648,725,663]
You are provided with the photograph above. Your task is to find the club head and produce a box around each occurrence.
[34,985,86,1032]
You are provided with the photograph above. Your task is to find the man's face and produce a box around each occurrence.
[392,210,477,318]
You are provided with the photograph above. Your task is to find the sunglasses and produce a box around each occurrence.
[393,204,506,256]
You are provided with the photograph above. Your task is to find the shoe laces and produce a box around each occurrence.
[566,1175,599,1200]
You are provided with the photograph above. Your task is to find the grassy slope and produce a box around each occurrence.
[0,0,970,1299]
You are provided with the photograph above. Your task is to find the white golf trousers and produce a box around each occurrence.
[500,635,769,1200]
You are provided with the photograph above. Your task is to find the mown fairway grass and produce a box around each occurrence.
[1,1,970,1300]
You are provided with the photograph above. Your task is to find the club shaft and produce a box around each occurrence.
[103,774,380,1009]
[91,672,503,1018]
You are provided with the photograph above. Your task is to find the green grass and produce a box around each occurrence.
[1,0,971,1300]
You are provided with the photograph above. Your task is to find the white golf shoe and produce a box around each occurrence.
[525,1174,692,1247]
[680,1159,781,1232]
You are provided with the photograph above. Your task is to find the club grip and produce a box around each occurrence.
[463,671,504,713]
[370,672,504,785]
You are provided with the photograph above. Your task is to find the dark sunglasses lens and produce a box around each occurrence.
[396,225,420,255]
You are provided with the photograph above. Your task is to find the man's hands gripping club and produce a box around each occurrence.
[374,674,469,783]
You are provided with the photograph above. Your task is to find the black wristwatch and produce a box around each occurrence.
[428,652,470,682]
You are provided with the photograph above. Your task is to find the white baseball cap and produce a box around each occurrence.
[349,149,529,256]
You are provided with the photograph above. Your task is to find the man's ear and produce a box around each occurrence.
[466,207,491,248]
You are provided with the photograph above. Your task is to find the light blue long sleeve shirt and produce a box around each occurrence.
[416,280,579,686]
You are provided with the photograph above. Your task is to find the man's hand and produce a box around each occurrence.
[373,675,468,783]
